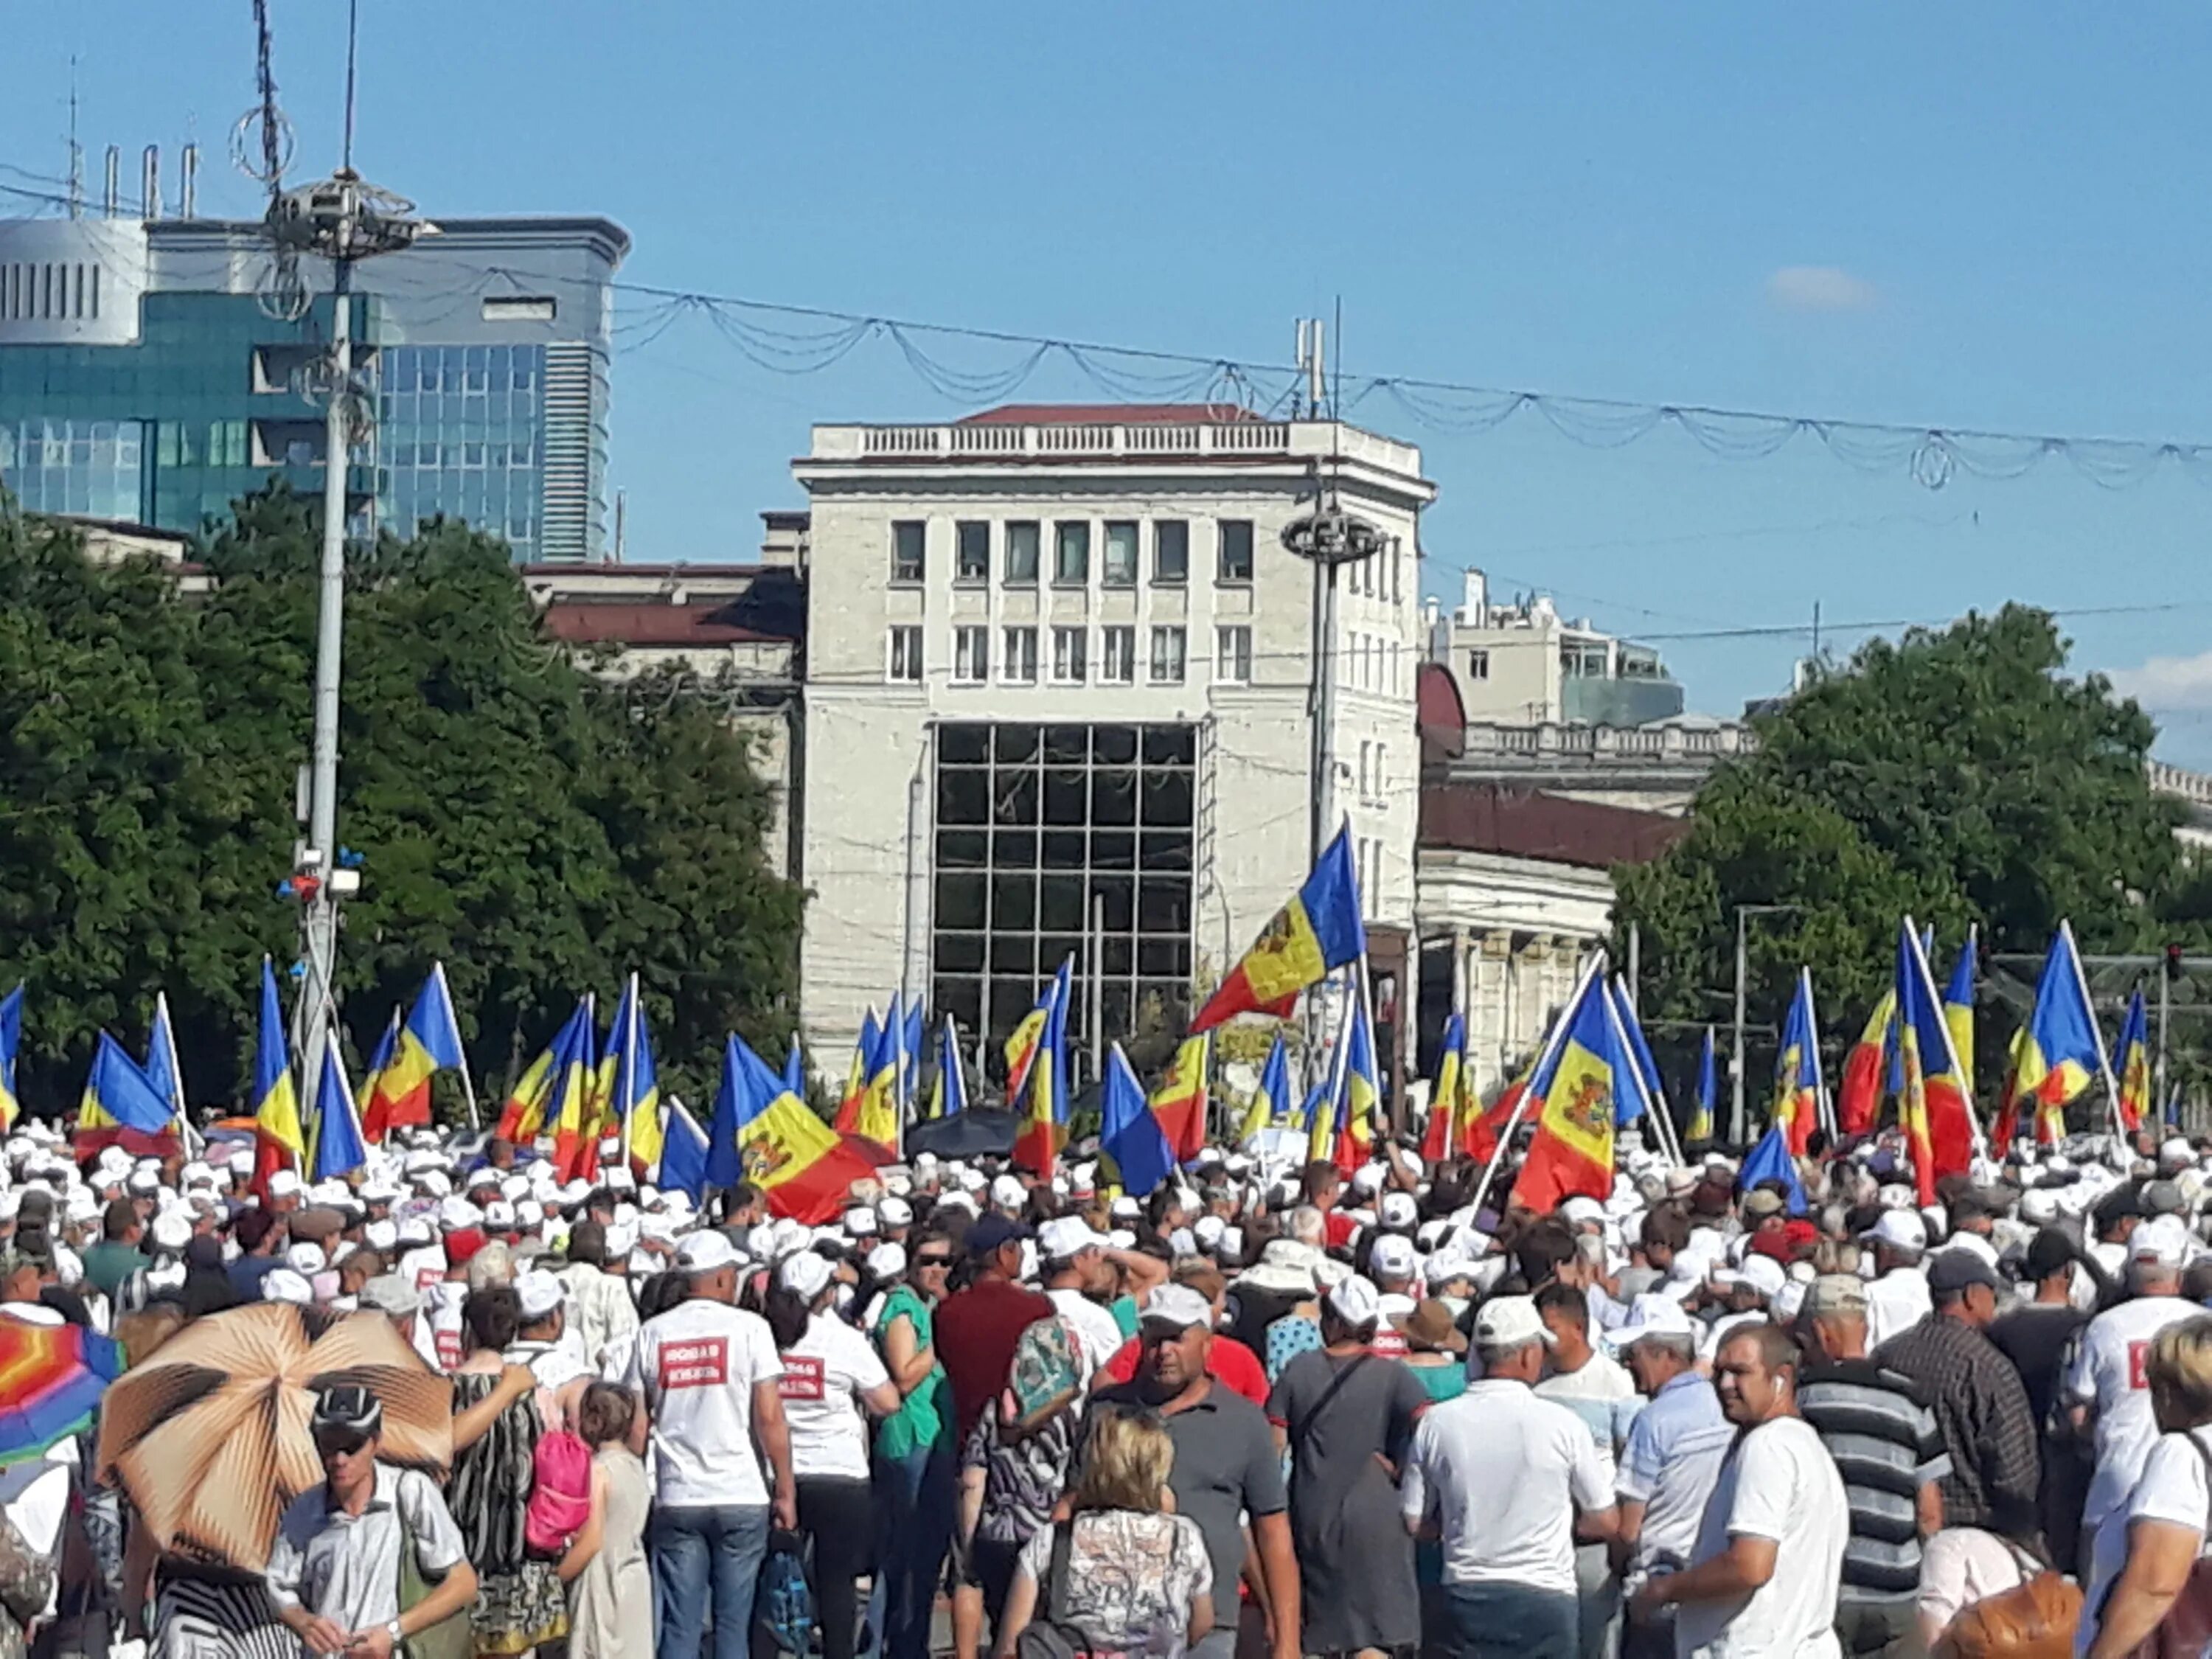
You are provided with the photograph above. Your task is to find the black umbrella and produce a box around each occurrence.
[904,1107,1021,1161]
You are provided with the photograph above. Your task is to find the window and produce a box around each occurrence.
[1218,519,1254,582]
[1102,626,1136,684]
[1002,626,1039,684]
[892,521,926,583]
[1054,521,1091,585]
[1052,626,1088,684]
[1359,741,1372,798]
[1216,625,1252,684]
[1149,625,1186,684]
[956,521,990,583]
[1390,537,1403,605]
[887,625,923,683]
[953,626,990,684]
[1467,648,1490,681]
[481,295,558,322]
[1102,522,1138,588]
[1153,521,1189,584]
[1006,521,1040,585]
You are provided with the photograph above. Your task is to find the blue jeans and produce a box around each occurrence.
[868,1441,954,1659]
[653,1502,772,1659]
[1440,1582,1581,1659]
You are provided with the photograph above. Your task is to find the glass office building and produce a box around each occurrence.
[0,208,627,560]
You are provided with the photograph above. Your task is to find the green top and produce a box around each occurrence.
[1403,1359,1467,1406]
[873,1284,950,1459]
[1109,1294,1139,1339]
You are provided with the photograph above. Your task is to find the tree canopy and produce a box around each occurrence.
[0,488,801,1116]
[1614,605,2196,1093]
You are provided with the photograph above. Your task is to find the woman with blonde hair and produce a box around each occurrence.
[993,1409,1213,1659]
[2081,1316,2212,1659]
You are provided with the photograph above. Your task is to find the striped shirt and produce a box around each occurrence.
[1798,1357,1952,1601]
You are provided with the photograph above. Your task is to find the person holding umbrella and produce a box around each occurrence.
[264,1385,477,1659]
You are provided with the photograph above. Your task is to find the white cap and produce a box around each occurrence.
[364,1219,399,1253]
[1038,1216,1109,1260]
[878,1197,913,1228]
[515,1269,565,1321]
[602,1218,637,1258]
[2020,1189,2059,1226]
[285,1242,326,1275]
[2133,1214,2192,1272]
[1138,1283,1213,1332]
[1378,1192,1418,1230]
[842,1208,879,1239]
[1863,1210,1928,1253]
[1606,1293,1697,1348]
[779,1251,833,1301]
[1326,1273,1382,1328]
[866,1242,907,1280]
[266,1170,302,1200]
[1369,1233,1418,1281]
[1473,1294,1554,1350]
[677,1231,742,1273]
[260,1268,313,1304]
[150,1211,192,1252]
[990,1175,1026,1211]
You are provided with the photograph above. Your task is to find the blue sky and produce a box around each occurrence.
[8,4,2212,757]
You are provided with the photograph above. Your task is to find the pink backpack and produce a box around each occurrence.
[526,1430,593,1555]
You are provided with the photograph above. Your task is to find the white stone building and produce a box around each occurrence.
[792,403,1434,1092]
[1430,567,1685,727]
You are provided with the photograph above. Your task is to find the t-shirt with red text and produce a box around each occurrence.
[778,1310,891,1481]
[625,1296,785,1508]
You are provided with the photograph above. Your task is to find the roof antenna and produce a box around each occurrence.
[66,54,83,218]
[341,0,360,172]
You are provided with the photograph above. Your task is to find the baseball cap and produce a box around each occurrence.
[2023,1228,2077,1281]
[676,1231,742,1274]
[1368,1234,1418,1281]
[515,1269,564,1321]
[1927,1251,2000,1295]
[966,1214,1033,1259]
[779,1250,833,1301]
[358,1273,422,1318]
[2132,1214,2191,1272]
[1037,1216,1110,1261]
[1801,1273,1870,1318]
[1378,1192,1418,1230]
[1742,1189,1787,1219]
[1326,1273,1382,1329]
[1139,1283,1214,1333]
[1863,1211,1928,1253]
[1474,1293,1554,1351]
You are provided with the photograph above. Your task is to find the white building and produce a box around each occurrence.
[793,403,1434,1091]
[1430,568,1685,727]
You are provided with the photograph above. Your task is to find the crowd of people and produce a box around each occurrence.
[7,1111,2212,1659]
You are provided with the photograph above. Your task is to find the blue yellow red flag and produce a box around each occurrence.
[251,959,305,1194]
[1101,1044,1175,1197]
[1330,990,1381,1178]
[1609,981,1660,1125]
[1192,827,1366,1030]
[835,1006,883,1135]
[365,964,466,1143]
[1423,1012,1467,1163]
[1149,1034,1209,1164]
[2008,923,2105,1146]
[80,1032,176,1137]
[1894,919,1975,1203]
[929,1018,968,1120]
[1241,1032,1293,1144]
[497,998,591,1144]
[547,995,604,1182]
[309,1030,368,1180]
[1688,1026,1717,1143]
[611,975,664,1177]
[0,984,20,1133]
[1770,968,1823,1155]
[1943,930,1978,1085]
[1511,963,1645,1211]
[850,1009,902,1150]
[2115,990,2152,1134]
[1010,959,1071,1176]
[726,1034,877,1222]
[1836,990,1894,1138]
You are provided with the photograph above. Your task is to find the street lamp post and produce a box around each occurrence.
[1733,903,1801,1145]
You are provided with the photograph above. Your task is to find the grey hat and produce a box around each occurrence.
[1801,1273,1868,1318]
[358,1273,422,1318]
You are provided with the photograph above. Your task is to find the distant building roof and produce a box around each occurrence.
[1419,783,1687,869]
[956,403,1260,425]
[540,600,790,649]
[520,562,768,580]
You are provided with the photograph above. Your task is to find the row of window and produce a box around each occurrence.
[387,439,538,470]
[891,518,1256,588]
[0,262,100,324]
[887,623,1253,687]
[380,347,541,397]
[1347,631,1407,698]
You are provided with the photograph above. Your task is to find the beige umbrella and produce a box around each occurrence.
[95,1302,453,1571]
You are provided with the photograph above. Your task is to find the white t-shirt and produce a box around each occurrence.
[2066,1294,2197,1534]
[413,1280,466,1373]
[625,1297,785,1507]
[1399,1378,1615,1594]
[1865,1268,1932,1352]
[1048,1287,1126,1378]
[777,1310,891,1481]
[1672,1416,1848,1659]
[2079,1425,2212,1658]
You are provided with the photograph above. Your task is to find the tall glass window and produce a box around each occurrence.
[378,343,546,560]
[0,419,147,519]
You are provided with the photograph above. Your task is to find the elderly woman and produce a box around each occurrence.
[2081,1315,2212,1659]
[993,1409,1213,1659]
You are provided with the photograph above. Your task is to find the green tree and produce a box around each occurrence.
[1615,605,2185,1095]
[0,489,801,1116]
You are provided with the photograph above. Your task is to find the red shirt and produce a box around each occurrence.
[1099,1332,1270,1405]
[1324,1211,1360,1248]
[935,1276,1057,1442]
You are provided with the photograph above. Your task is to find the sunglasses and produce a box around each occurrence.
[313,1430,372,1458]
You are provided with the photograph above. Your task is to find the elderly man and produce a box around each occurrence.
[1610,1298,1733,1659]
[1861,1212,1932,1351]
[1402,1295,1618,1659]
[1797,1275,1950,1659]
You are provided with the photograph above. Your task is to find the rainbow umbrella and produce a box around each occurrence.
[0,1319,124,1467]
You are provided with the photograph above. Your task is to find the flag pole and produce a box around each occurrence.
[1804,967,1837,1144]
[1466,951,1607,1224]
[434,963,481,1133]
[619,972,641,1172]
[155,991,202,1157]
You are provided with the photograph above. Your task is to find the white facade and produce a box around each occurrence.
[1430,568,1684,727]
[793,406,1434,1077]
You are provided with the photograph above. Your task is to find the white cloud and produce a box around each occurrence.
[2110,651,2212,710]
[1765,265,1879,313]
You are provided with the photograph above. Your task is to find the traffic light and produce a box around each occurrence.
[2167,942,2186,981]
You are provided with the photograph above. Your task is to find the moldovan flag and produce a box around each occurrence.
[308,1032,368,1181]
[845,1015,902,1151]
[1511,964,1648,1213]
[546,997,604,1183]
[497,998,591,1144]
[724,1034,875,1224]
[2115,990,2152,1133]
[835,1007,883,1134]
[251,959,305,1197]
[1330,992,1380,1179]
[2007,923,2105,1147]
[1464,1061,1529,1165]
[1009,959,1072,1177]
[364,964,467,1144]
[1240,1032,1291,1144]
[1191,827,1366,1030]
[1688,1026,1717,1143]
[0,984,18,1133]
[1943,929,1978,1086]
[1423,1012,1469,1163]
[1835,990,1894,1139]
[1770,968,1823,1156]
[1100,1044,1175,1199]
[608,975,663,1178]
[1895,919,1974,1205]
[78,1033,178,1142]
[928,1018,968,1120]
[1149,1034,1209,1164]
